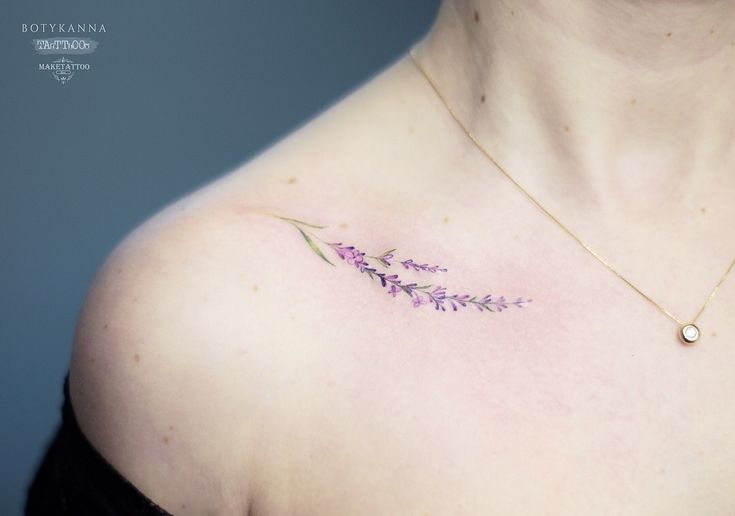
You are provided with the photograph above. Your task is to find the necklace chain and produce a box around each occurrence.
[408,45,735,339]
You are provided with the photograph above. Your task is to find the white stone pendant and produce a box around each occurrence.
[679,323,700,345]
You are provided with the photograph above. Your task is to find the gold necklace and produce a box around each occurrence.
[408,46,735,346]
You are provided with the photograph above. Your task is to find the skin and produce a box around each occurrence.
[68,1,735,514]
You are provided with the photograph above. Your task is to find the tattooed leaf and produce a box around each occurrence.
[296,226,334,265]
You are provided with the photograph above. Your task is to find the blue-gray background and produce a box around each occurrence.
[0,1,440,513]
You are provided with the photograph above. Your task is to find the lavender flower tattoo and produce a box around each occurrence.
[266,213,533,313]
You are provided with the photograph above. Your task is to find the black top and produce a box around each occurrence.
[24,372,174,515]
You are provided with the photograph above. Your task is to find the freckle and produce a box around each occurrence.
[657,467,666,475]
[711,331,717,338]
[288,176,297,184]
[338,222,349,229]
[252,284,258,292]
[163,435,169,444]
[442,216,449,224]
[131,296,138,303]
[666,32,672,37]
[510,9,515,16]
[103,323,108,330]
[563,125,570,132]
[133,353,140,363]
[474,10,479,22]
[169,425,174,430]
[700,207,706,214]
[709,28,715,35]
[408,126,414,134]
[630,98,637,106]
[181,504,186,509]
[90,357,96,363]
[480,94,485,103]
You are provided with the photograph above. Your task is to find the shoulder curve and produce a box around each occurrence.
[67,199,292,515]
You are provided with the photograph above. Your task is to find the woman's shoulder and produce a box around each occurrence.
[67,50,445,515]
[66,188,271,513]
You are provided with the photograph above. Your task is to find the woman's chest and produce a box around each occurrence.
[241,198,735,515]
[253,289,735,516]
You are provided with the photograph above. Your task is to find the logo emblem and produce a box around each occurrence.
[51,57,75,84]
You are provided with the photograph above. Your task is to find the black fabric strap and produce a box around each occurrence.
[25,373,174,515]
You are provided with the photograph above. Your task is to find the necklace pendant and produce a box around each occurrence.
[679,323,700,345]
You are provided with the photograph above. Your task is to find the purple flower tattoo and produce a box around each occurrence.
[265,212,533,313]
[399,258,447,273]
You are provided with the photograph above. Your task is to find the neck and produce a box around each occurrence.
[416,0,735,215]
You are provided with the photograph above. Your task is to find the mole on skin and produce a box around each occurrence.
[133,353,140,363]
[480,94,485,103]
[474,10,479,22]
[666,32,672,37]
[288,176,298,184]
